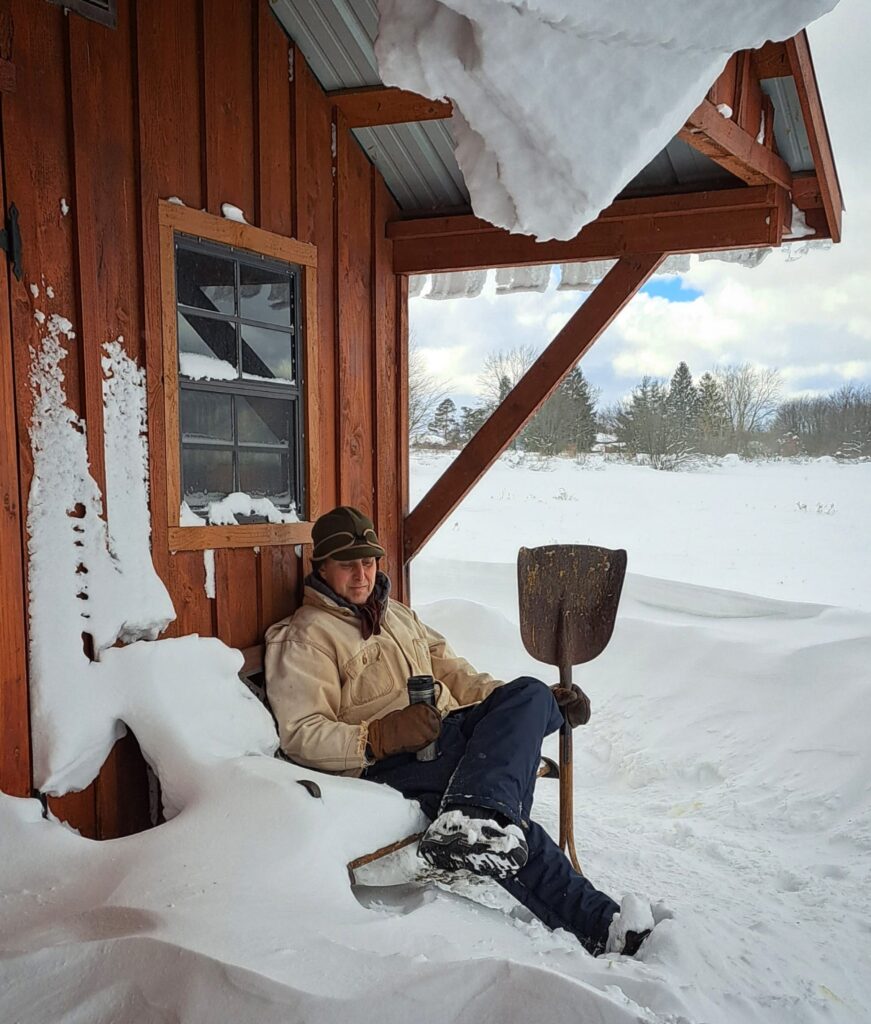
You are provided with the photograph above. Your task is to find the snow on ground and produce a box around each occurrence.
[3,446,870,1022]
[411,451,871,611]
[375,1,839,239]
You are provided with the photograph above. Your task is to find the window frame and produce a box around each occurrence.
[158,200,319,551]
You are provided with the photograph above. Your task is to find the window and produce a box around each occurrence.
[158,202,319,550]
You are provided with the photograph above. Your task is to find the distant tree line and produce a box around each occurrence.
[409,343,871,466]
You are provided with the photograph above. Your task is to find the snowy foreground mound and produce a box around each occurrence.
[3,572,870,1023]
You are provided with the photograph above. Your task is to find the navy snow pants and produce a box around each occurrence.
[364,676,619,954]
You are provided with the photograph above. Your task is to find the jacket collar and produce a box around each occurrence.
[304,570,391,621]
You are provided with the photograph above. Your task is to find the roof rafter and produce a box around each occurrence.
[403,254,665,561]
[678,97,793,190]
[389,185,789,274]
[328,85,452,128]
[786,31,843,242]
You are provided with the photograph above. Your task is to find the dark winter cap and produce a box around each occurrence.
[311,506,385,563]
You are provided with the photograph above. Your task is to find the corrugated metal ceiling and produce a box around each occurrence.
[270,0,813,215]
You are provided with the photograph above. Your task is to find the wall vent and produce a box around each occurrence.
[48,0,117,30]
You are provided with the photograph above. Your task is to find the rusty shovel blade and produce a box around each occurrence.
[517,544,627,671]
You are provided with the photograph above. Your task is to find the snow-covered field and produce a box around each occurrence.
[411,452,871,611]
[3,454,869,1024]
[410,453,871,1022]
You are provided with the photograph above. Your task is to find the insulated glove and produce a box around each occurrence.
[367,703,442,760]
[551,683,591,728]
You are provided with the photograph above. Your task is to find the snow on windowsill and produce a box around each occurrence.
[181,495,300,527]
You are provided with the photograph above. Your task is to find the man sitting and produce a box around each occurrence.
[265,505,648,956]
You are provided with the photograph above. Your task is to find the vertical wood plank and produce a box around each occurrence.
[0,130,31,797]
[372,175,401,581]
[202,0,256,220]
[138,0,214,640]
[68,2,143,502]
[396,276,410,605]
[255,0,302,625]
[5,0,95,835]
[68,0,151,838]
[215,549,260,648]
[255,0,294,237]
[335,109,374,513]
[293,49,337,515]
[259,545,300,633]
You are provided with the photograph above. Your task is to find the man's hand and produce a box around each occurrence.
[551,683,591,728]
[367,703,442,760]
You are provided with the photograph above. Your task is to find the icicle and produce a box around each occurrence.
[699,248,773,269]
[426,271,486,300]
[494,266,550,294]
[558,260,616,291]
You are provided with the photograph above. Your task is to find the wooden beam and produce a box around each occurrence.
[751,41,790,80]
[328,85,452,129]
[786,32,843,243]
[791,173,824,211]
[403,254,664,561]
[679,99,792,190]
[389,185,786,274]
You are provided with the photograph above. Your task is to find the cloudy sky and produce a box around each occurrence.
[410,0,870,412]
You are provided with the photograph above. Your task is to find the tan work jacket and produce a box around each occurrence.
[265,585,502,775]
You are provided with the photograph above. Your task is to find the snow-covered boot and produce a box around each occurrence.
[418,806,528,879]
[605,894,656,957]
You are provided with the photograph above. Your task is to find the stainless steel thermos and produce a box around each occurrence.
[407,674,438,761]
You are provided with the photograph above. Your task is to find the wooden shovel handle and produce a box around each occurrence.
[558,719,583,875]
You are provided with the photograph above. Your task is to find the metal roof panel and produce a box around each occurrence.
[270,1,820,216]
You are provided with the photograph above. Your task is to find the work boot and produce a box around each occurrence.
[621,929,651,957]
[604,894,656,957]
[418,806,528,879]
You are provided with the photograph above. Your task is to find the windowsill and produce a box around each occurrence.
[167,521,313,551]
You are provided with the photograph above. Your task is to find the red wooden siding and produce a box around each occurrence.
[0,0,408,837]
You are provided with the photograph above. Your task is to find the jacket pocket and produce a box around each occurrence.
[343,644,392,706]
[411,637,433,675]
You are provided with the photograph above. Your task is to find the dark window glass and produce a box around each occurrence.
[178,312,238,378]
[182,448,234,507]
[237,396,291,447]
[238,450,290,501]
[181,391,234,444]
[176,247,236,314]
[241,324,295,382]
[239,264,292,328]
[174,235,303,521]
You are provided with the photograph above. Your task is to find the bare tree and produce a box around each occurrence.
[476,344,537,407]
[408,336,452,443]
[716,363,782,451]
[772,384,871,457]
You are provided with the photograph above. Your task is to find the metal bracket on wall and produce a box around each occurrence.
[0,202,22,281]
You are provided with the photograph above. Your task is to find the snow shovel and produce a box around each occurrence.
[517,544,627,874]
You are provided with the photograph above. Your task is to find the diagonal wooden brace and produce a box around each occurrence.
[404,253,665,561]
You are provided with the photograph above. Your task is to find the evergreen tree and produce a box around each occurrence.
[614,377,676,468]
[562,367,598,452]
[428,397,459,447]
[458,404,490,444]
[697,372,730,455]
[666,361,700,448]
[522,366,598,455]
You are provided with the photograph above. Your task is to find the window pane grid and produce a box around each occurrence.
[176,303,296,335]
[175,232,305,521]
